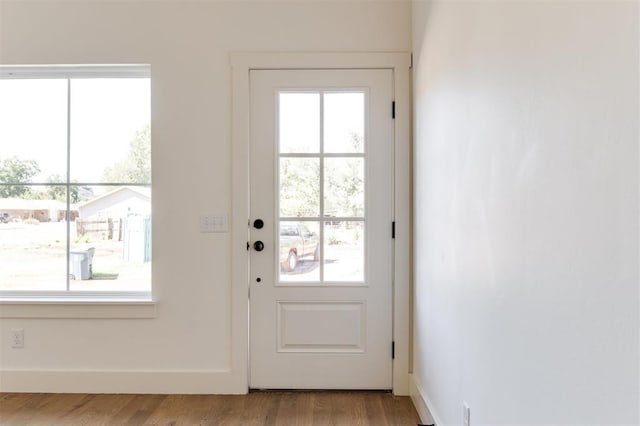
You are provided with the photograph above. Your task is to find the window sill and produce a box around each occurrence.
[0,299,156,319]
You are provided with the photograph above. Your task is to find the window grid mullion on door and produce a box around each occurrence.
[277,89,367,285]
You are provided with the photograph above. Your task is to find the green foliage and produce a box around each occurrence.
[102,125,151,184]
[279,158,320,217]
[324,134,364,218]
[75,234,92,244]
[327,233,340,245]
[0,156,41,198]
[325,158,364,217]
[279,133,364,219]
[45,175,66,202]
[41,174,80,203]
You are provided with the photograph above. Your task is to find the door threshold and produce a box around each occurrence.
[249,388,392,394]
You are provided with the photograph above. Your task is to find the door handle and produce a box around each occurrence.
[253,241,265,252]
[253,219,264,229]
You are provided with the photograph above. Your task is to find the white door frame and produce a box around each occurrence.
[230,52,411,395]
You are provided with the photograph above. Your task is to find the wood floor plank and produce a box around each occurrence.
[364,393,390,426]
[331,392,365,426]
[0,393,44,416]
[142,394,196,425]
[211,395,240,426]
[111,394,167,425]
[380,394,418,426]
[3,393,90,425]
[197,394,235,426]
[0,391,420,426]
[310,392,332,426]
[59,394,136,426]
[243,392,281,426]
[274,391,313,426]
[211,395,245,426]
[181,395,228,425]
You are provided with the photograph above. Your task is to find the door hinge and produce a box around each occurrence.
[392,101,396,119]
[392,341,395,359]
[392,221,396,239]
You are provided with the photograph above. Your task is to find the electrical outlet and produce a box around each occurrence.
[463,401,470,426]
[11,328,24,348]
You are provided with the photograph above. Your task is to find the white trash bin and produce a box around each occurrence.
[69,247,95,280]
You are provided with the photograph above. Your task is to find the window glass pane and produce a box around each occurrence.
[279,158,320,217]
[70,185,151,291]
[279,93,320,153]
[324,92,365,153]
[278,221,320,282]
[0,70,152,295]
[70,78,150,184]
[324,158,364,218]
[0,79,68,184]
[324,221,364,282]
[0,186,68,291]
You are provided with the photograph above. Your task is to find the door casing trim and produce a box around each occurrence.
[230,52,411,395]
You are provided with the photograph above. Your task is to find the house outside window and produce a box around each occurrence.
[0,65,151,298]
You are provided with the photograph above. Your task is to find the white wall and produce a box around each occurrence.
[412,1,639,424]
[0,0,410,393]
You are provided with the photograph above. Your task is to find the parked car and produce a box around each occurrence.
[0,213,10,223]
[280,222,319,272]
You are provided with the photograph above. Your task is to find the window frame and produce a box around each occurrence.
[0,65,153,305]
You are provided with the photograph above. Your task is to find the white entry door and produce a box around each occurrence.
[249,69,394,389]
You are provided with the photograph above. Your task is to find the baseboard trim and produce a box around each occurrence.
[0,369,247,394]
[409,373,440,426]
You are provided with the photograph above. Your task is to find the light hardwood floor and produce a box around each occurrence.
[0,391,421,425]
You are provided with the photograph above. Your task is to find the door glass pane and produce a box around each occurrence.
[324,221,364,282]
[279,93,320,153]
[324,92,365,153]
[276,91,367,285]
[324,158,364,218]
[279,221,320,282]
[279,158,320,217]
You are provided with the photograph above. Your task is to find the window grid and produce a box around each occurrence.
[0,67,151,296]
[277,90,366,285]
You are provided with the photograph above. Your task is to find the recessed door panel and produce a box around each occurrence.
[277,301,365,353]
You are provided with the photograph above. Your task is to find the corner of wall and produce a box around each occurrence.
[409,373,439,425]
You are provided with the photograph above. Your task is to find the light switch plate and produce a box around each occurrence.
[11,328,24,348]
[200,213,228,233]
